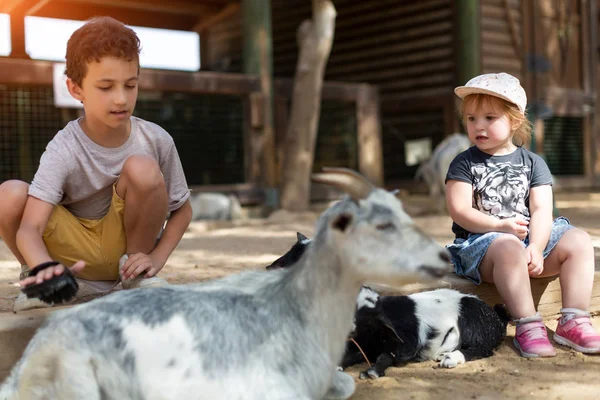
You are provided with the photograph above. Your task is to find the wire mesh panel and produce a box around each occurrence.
[381,108,444,181]
[543,116,584,176]
[134,91,245,185]
[313,100,358,172]
[0,84,66,183]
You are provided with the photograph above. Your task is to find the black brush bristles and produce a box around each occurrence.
[20,261,79,304]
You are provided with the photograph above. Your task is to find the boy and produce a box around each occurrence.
[0,16,192,311]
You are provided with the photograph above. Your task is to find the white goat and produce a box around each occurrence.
[415,133,471,212]
[189,192,243,221]
[0,168,451,400]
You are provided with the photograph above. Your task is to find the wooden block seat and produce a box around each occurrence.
[371,271,600,320]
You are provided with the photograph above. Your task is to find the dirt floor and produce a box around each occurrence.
[1,192,600,399]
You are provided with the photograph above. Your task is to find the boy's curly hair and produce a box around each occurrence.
[65,16,141,86]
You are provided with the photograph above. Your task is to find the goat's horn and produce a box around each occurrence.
[311,167,374,200]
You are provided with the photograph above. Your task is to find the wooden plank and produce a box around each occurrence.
[372,271,600,319]
[0,58,261,95]
[325,35,454,67]
[334,0,450,29]
[326,48,453,77]
[33,0,199,31]
[0,0,27,13]
[482,56,522,71]
[24,0,52,15]
[380,86,454,103]
[60,0,221,15]
[330,21,453,55]
[330,60,454,85]
[273,79,366,102]
[192,3,240,32]
[380,73,454,92]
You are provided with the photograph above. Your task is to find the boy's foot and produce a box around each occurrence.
[514,320,556,358]
[119,255,169,290]
[554,316,600,353]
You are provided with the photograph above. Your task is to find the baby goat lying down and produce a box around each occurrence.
[268,233,509,380]
[1,168,451,400]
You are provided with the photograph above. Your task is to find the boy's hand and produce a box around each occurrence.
[19,261,86,287]
[120,253,163,280]
[526,245,544,277]
[500,218,529,240]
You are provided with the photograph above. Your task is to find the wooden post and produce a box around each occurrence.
[242,0,277,204]
[455,0,480,85]
[356,84,383,186]
[279,0,337,211]
[8,12,29,59]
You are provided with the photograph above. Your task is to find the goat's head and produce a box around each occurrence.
[312,167,451,286]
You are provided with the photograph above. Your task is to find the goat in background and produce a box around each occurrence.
[414,133,471,213]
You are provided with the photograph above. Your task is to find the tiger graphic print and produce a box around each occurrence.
[472,161,530,220]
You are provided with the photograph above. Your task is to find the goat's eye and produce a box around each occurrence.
[376,222,395,231]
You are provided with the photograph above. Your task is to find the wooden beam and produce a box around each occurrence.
[33,0,199,31]
[0,0,27,13]
[60,0,220,16]
[373,271,600,320]
[274,78,370,103]
[24,0,52,15]
[0,58,261,95]
[192,3,240,33]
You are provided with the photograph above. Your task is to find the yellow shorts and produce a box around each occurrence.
[43,186,126,281]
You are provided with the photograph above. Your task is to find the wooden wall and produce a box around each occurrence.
[480,0,524,80]
[271,0,457,182]
[200,0,596,185]
[201,11,243,72]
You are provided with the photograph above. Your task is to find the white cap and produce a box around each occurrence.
[454,72,527,114]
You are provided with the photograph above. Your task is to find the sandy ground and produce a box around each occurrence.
[1,192,600,399]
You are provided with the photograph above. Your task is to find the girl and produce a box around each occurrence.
[445,72,600,358]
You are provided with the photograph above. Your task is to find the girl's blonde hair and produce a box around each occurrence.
[458,94,532,146]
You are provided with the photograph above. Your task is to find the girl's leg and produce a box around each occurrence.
[540,228,594,310]
[479,234,535,319]
[479,234,555,357]
[542,228,600,353]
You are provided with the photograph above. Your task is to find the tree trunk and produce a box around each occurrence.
[279,0,336,211]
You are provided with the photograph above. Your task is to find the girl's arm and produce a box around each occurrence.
[446,180,528,237]
[446,180,503,233]
[527,185,553,250]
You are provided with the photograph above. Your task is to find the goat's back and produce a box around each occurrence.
[1,274,335,400]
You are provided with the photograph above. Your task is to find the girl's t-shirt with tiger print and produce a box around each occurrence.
[445,146,553,238]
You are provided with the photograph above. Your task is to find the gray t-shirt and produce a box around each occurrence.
[445,146,553,238]
[29,116,190,220]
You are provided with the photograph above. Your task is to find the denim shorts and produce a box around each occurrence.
[445,217,573,285]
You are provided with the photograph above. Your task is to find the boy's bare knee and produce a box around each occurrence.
[0,180,29,212]
[121,155,165,192]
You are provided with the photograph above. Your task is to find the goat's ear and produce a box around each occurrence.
[266,255,285,270]
[296,232,308,242]
[332,213,353,232]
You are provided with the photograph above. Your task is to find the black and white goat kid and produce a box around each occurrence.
[268,233,510,380]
